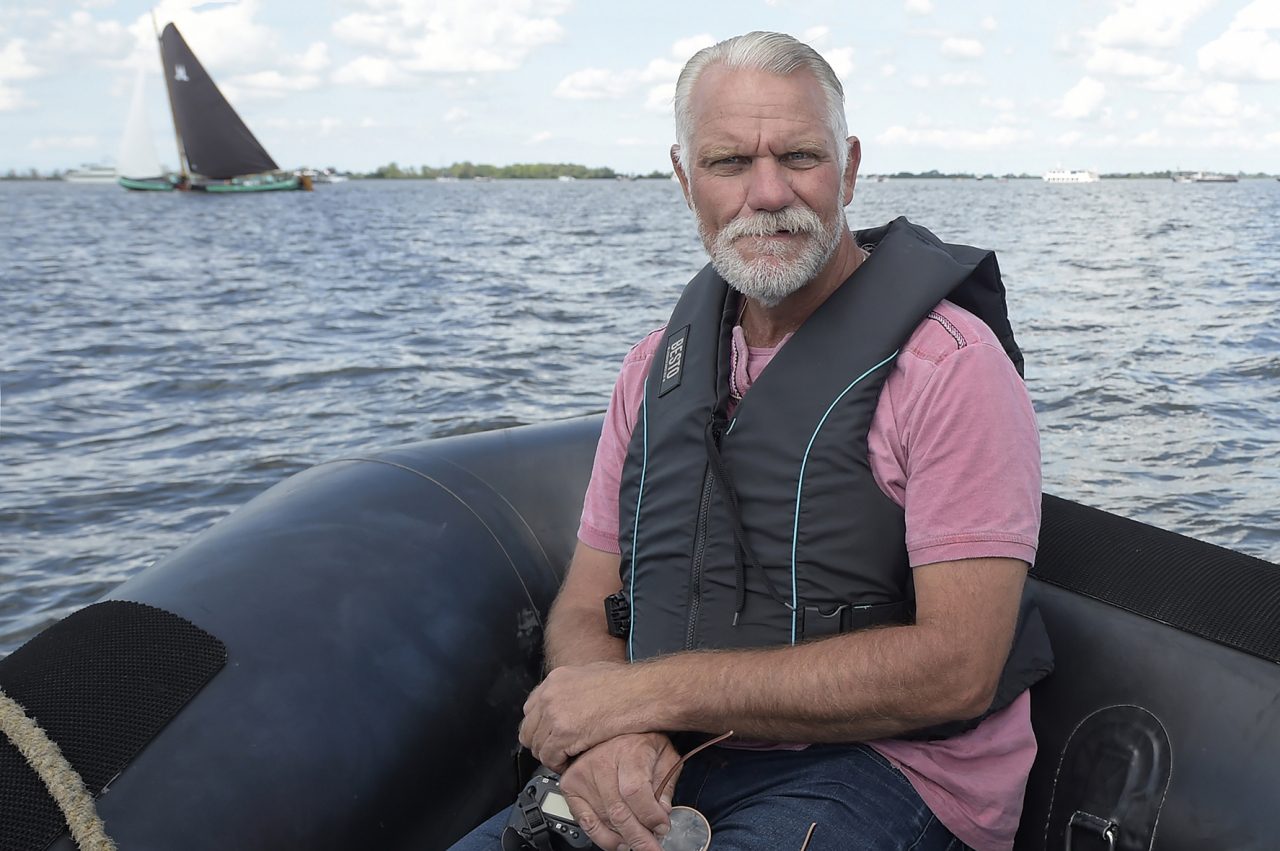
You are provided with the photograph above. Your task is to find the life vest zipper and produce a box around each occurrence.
[685,466,715,650]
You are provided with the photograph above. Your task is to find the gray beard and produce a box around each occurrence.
[698,206,843,308]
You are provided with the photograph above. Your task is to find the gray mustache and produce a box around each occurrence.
[720,207,823,241]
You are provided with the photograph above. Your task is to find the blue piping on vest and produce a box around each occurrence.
[790,350,901,644]
[627,380,650,662]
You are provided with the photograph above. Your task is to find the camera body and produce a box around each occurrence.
[503,765,598,850]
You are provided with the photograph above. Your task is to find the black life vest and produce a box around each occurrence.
[617,217,1052,737]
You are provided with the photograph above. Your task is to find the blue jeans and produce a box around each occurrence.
[447,743,970,850]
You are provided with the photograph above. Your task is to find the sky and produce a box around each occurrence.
[2,0,1278,176]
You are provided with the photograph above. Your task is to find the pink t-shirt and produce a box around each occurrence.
[577,298,1042,851]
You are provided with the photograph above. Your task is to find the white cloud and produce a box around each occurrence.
[1057,130,1083,146]
[1086,47,1175,78]
[881,64,897,77]
[1130,129,1170,146]
[554,68,634,100]
[981,16,997,31]
[0,39,40,80]
[1054,76,1107,120]
[1198,2,1280,83]
[527,130,552,144]
[443,107,469,124]
[822,46,855,79]
[645,82,674,113]
[877,124,1031,148]
[332,56,410,88]
[290,42,330,74]
[981,96,1015,112]
[1089,0,1217,48]
[259,116,343,135]
[0,38,38,110]
[1165,81,1264,128]
[145,0,279,73]
[939,71,985,87]
[0,82,24,110]
[332,0,569,75]
[29,134,99,150]
[941,37,984,59]
[802,26,830,45]
[908,74,931,89]
[555,34,716,109]
[226,69,322,99]
[43,10,132,59]
[905,0,934,15]
[671,34,715,62]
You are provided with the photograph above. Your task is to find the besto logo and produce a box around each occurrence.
[659,325,690,397]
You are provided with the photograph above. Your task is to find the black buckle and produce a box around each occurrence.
[1066,810,1118,851]
[799,600,914,640]
[604,592,630,638]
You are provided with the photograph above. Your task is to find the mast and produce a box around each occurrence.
[153,10,188,179]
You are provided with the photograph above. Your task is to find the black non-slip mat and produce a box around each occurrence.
[0,600,226,851]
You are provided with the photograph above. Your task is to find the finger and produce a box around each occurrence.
[563,794,625,851]
[652,750,682,811]
[617,758,671,836]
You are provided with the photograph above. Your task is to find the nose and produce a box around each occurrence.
[744,157,796,213]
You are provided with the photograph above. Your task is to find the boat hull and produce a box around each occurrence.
[5,418,1278,850]
[118,176,176,191]
[197,174,307,192]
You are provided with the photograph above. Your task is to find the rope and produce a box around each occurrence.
[0,687,117,851]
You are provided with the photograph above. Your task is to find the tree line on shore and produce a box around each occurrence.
[363,162,672,180]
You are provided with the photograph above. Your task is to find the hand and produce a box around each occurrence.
[520,661,652,771]
[558,733,681,851]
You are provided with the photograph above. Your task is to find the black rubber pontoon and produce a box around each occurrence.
[3,417,1278,850]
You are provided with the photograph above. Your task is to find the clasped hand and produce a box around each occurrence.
[520,662,677,851]
[519,660,653,771]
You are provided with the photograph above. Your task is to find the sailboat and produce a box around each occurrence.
[127,22,310,193]
[116,66,173,191]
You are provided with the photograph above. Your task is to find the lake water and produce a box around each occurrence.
[2,177,1278,655]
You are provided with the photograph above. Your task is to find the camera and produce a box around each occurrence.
[502,765,598,851]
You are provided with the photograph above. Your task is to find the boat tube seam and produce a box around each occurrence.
[339,457,546,631]
[417,453,559,588]
[0,687,117,851]
[790,350,899,644]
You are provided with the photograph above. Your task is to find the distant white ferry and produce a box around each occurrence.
[1043,168,1100,184]
[62,164,117,183]
[1173,171,1238,184]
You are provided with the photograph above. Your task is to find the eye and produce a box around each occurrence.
[782,151,819,164]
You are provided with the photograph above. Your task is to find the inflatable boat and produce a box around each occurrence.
[2,417,1278,850]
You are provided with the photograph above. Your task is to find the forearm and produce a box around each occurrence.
[637,622,989,742]
[544,596,626,669]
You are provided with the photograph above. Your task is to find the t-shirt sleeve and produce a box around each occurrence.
[577,333,662,553]
[872,334,1041,568]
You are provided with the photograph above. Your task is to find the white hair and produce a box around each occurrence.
[673,31,849,176]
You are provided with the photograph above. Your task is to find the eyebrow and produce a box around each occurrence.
[696,140,832,165]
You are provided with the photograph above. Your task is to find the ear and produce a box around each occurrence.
[671,145,692,210]
[842,136,861,206]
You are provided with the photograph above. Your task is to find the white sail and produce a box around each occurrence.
[116,67,164,179]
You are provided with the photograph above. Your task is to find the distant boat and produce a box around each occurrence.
[63,164,117,184]
[143,21,310,193]
[556,175,576,182]
[1174,171,1238,184]
[117,66,174,191]
[1043,169,1100,184]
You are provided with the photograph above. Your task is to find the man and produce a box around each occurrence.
[451,31,1047,851]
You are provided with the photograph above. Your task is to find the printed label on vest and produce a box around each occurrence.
[659,325,690,397]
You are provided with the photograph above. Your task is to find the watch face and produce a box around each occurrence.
[541,790,575,822]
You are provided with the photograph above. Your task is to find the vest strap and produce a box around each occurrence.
[799,600,914,640]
